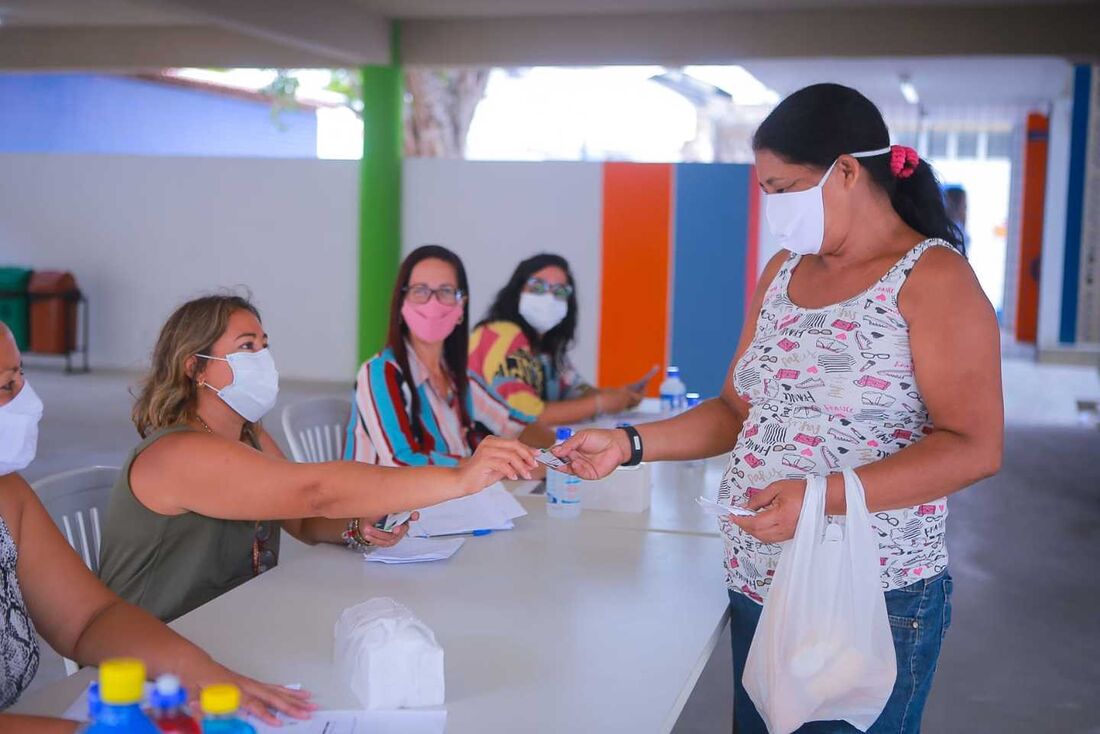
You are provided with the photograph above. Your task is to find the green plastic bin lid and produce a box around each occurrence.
[0,268,32,289]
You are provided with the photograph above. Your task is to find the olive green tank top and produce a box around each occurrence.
[98,425,281,622]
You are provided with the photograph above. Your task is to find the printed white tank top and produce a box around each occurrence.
[719,239,956,603]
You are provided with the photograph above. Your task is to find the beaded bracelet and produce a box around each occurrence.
[342,518,373,552]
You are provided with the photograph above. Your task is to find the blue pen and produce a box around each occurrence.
[471,529,493,537]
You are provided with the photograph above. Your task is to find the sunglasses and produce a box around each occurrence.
[524,277,573,301]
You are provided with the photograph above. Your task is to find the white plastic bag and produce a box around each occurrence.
[334,597,445,710]
[743,469,896,733]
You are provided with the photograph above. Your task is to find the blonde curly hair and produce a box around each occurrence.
[132,294,262,440]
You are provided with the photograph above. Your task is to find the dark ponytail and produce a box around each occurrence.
[753,83,964,254]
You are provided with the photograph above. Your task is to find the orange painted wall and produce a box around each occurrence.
[598,162,673,396]
[1015,113,1048,343]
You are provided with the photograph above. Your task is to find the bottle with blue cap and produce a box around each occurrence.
[546,427,582,518]
[659,367,687,413]
[682,393,706,475]
[150,674,199,733]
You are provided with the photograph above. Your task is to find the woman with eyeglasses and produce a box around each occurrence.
[346,246,553,470]
[98,292,537,627]
[469,254,644,427]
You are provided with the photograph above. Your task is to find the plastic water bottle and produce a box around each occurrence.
[84,659,158,733]
[74,682,101,733]
[201,684,256,733]
[546,427,582,519]
[683,393,706,476]
[659,367,687,413]
[150,675,200,733]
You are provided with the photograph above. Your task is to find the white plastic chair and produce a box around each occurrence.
[31,465,119,676]
[281,397,352,463]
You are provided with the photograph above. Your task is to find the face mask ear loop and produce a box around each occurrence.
[194,354,228,394]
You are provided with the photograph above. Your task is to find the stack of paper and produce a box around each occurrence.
[409,482,526,537]
[253,709,446,734]
[364,537,465,564]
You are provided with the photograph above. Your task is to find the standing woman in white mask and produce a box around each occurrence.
[0,322,316,728]
[553,84,1003,732]
[98,294,538,623]
[469,254,644,426]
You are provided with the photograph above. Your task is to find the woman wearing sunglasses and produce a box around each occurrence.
[98,293,537,626]
[469,254,644,427]
[346,246,553,469]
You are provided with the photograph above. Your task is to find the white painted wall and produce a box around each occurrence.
[0,154,360,381]
[402,159,604,381]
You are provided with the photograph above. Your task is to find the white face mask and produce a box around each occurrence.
[197,348,280,423]
[519,292,569,335]
[763,147,890,256]
[0,381,43,475]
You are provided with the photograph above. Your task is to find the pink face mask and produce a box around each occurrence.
[401,299,463,343]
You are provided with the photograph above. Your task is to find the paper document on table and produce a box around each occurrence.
[365,537,465,564]
[410,482,526,537]
[251,709,446,734]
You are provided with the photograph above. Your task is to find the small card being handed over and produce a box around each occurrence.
[534,448,571,471]
[696,496,758,518]
[381,510,414,532]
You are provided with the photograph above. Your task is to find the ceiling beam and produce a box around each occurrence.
[400,5,1100,66]
[0,26,357,71]
[147,0,390,66]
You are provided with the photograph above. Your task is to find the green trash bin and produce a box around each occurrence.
[0,267,32,350]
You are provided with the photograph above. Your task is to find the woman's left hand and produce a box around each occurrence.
[357,512,420,548]
[729,479,807,544]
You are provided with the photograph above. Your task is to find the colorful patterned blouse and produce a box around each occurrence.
[719,239,955,603]
[346,343,534,467]
[468,320,592,417]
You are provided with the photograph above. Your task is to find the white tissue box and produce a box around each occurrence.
[578,463,651,513]
[334,597,445,710]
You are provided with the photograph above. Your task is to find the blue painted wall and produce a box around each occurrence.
[0,73,316,158]
[670,163,752,398]
[1059,64,1092,344]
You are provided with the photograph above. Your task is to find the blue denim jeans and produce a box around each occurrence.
[728,571,953,734]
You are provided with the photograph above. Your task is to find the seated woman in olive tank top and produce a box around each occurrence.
[0,321,312,730]
[98,294,537,623]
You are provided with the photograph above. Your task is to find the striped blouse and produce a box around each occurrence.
[345,344,534,467]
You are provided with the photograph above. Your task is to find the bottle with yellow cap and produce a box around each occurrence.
[84,658,158,733]
[200,684,256,733]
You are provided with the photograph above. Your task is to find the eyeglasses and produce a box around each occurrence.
[524,277,573,301]
[403,284,464,306]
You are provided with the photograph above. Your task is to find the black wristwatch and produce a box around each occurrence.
[619,425,644,467]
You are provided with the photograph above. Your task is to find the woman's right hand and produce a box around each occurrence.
[458,436,539,494]
[551,428,631,480]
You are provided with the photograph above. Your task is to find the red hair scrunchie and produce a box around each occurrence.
[890,145,920,180]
